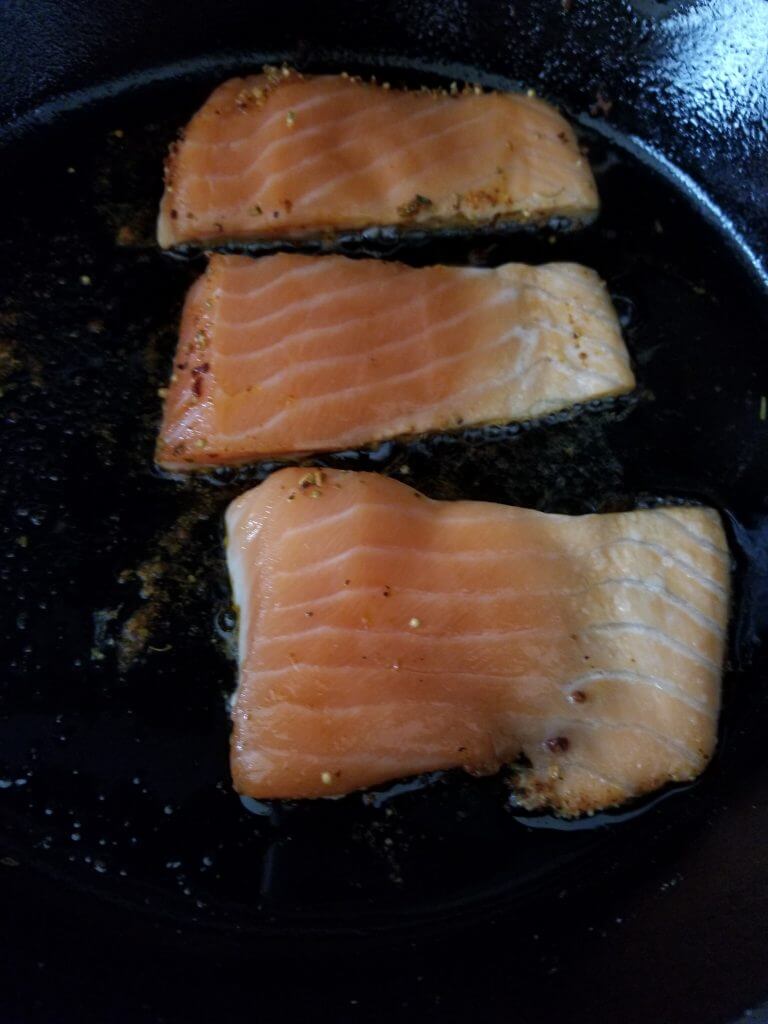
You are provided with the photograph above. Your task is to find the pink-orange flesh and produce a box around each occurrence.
[156,253,633,469]
[226,468,730,815]
[157,70,598,247]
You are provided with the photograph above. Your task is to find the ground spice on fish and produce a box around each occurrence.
[545,736,570,753]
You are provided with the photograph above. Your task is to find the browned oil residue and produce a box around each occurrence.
[117,494,222,672]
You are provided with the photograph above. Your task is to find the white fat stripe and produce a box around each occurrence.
[238,660,712,717]
[215,277,460,355]
[268,575,723,639]
[214,263,382,322]
[241,618,719,677]
[649,509,729,559]
[266,532,727,601]
[246,622,558,647]
[241,96,462,196]
[607,539,728,597]
[212,347,624,441]
[541,716,704,767]
[185,83,373,164]
[184,93,464,194]
[215,292,625,378]
[213,257,335,307]
[587,621,719,672]
[218,320,529,401]
[563,669,711,713]
[299,110,495,206]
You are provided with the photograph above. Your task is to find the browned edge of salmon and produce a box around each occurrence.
[157,67,599,248]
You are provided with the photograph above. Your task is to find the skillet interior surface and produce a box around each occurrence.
[2,2,768,1022]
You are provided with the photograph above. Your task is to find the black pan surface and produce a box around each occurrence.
[2,2,768,1022]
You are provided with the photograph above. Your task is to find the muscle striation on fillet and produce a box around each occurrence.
[157,70,599,248]
[225,468,730,815]
[156,253,634,469]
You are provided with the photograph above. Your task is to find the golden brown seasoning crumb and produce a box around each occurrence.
[397,194,434,218]
[235,88,253,111]
[299,469,325,490]
[116,225,137,246]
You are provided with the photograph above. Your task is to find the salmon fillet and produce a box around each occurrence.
[157,69,598,248]
[226,468,730,815]
[156,253,633,469]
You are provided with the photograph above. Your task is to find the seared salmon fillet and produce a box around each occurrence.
[156,253,633,469]
[226,468,730,815]
[157,69,598,248]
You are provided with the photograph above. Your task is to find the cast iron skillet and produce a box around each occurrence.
[2,2,768,1022]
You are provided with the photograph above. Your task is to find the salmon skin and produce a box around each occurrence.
[156,253,633,469]
[226,468,730,815]
[157,68,599,248]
